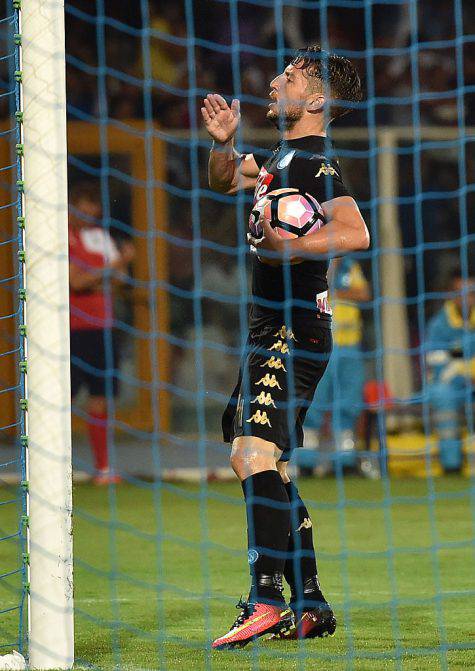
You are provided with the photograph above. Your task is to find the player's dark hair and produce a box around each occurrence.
[69,181,101,205]
[291,45,362,122]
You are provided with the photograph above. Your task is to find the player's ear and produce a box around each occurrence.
[307,95,325,114]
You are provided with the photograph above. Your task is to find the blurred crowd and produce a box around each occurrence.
[65,0,475,128]
[0,0,473,476]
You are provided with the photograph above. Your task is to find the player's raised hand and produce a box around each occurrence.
[201,94,240,143]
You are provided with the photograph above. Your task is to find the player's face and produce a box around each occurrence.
[267,63,314,129]
[70,198,102,228]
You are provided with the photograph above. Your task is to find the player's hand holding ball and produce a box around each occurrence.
[247,211,289,265]
[201,94,240,144]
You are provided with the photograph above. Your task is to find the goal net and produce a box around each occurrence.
[0,0,474,669]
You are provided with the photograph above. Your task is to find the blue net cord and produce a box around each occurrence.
[138,2,168,669]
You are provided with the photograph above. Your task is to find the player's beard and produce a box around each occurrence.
[266,104,303,130]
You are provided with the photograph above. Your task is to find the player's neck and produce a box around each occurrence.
[282,123,326,141]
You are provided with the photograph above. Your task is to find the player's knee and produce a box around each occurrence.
[276,460,290,483]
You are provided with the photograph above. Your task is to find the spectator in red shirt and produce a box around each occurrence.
[68,182,134,484]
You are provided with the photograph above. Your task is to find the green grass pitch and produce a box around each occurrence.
[1,476,474,670]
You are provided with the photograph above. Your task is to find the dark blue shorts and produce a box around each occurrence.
[222,321,332,461]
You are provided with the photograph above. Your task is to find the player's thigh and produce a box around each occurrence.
[70,329,90,398]
[84,329,120,398]
[230,436,282,480]
[293,327,333,425]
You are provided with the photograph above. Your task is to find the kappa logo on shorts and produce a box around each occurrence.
[252,391,276,407]
[246,410,272,427]
[273,326,297,341]
[297,517,312,532]
[260,356,287,372]
[256,373,282,389]
[268,340,289,354]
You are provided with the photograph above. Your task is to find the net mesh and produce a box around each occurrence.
[1,0,475,668]
[0,0,27,656]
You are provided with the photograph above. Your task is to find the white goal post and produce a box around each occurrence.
[21,1,74,669]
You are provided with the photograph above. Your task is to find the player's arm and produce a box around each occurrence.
[250,196,370,261]
[293,196,369,257]
[335,283,370,302]
[201,94,260,194]
[111,240,135,279]
[69,261,102,292]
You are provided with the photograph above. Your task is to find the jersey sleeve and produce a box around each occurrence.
[288,154,351,204]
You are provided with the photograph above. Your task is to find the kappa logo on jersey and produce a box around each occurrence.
[260,356,287,372]
[276,150,296,170]
[252,391,276,407]
[253,166,274,203]
[268,340,290,354]
[246,409,272,426]
[256,373,282,389]
[315,162,337,178]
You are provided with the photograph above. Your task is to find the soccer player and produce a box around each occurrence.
[202,46,369,649]
[425,268,475,473]
[69,182,134,484]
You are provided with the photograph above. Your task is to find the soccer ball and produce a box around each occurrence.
[249,188,325,240]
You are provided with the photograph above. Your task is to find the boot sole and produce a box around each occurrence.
[303,615,337,639]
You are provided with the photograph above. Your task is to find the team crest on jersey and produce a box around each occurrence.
[276,150,296,170]
[315,162,337,178]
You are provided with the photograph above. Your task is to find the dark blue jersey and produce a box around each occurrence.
[250,135,350,331]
